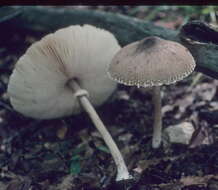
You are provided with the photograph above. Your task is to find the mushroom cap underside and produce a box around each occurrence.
[8,24,120,119]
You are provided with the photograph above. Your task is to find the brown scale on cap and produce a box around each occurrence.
[108,36,196,88]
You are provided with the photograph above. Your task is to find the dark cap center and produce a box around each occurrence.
[135,36,161,54]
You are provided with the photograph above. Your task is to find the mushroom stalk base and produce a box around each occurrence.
[152,86,162,148]
[68,79,131,181]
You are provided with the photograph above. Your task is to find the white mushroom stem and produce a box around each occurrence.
[152,86,162,148]
[68,79,131,181]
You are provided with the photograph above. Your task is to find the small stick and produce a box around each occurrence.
[190,72,203,89]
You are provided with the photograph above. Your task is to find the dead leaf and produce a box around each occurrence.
[189,121,214,148]
[56,125,68,140]
[208,177,218,190]
[193,82,217,101]
[180,175,218,187]
[6,178,31,190]
[159,182,183,190]
[162,105,174,115]
[210,102,218,110]
[56,174,74,190]
[136,158,162,171]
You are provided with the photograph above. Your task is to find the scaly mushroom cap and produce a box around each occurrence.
[108,36,196,88]
[8,25,119,119]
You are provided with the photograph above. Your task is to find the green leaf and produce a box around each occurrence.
[70,155,81,175]
[72,144,86,155]
[96,145,110,154]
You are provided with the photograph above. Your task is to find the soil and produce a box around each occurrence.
[1,6,218,190]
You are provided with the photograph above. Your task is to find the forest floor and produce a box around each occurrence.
[0,6,218,190]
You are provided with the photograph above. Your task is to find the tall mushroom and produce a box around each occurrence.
[107,36,196,148]
[7,25,131,181]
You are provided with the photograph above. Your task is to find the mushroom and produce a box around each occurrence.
[107,36,196,148]
[7,25,131,181]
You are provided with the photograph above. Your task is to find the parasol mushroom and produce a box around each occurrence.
[7,24,131,181]
[107,36,196,148]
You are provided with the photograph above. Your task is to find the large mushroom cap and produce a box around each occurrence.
[8,25,119,119]
[108,36,196,88]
